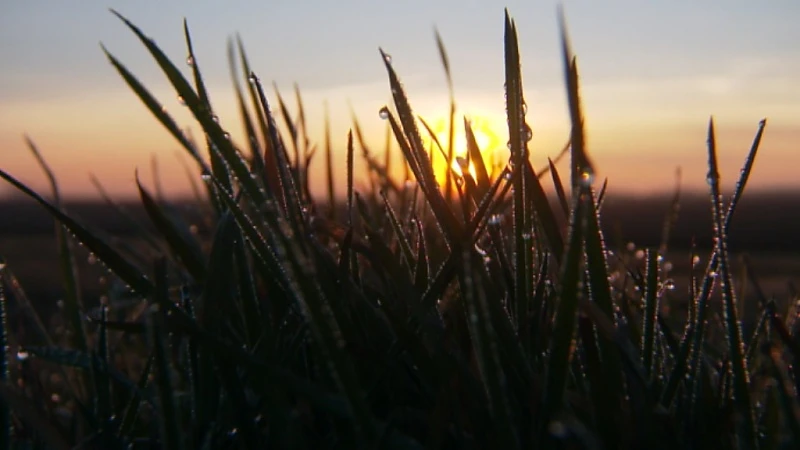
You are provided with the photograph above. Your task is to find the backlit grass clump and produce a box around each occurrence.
[0,8,797,450]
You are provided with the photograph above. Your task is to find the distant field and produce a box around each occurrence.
[1,190,797,315]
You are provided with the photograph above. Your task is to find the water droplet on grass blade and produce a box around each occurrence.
[177,95,186,106]
[383,53,392,63]
[579,169,594,187]
[378,106,390,120]
[186,55,194,66]
[16,351,29,361]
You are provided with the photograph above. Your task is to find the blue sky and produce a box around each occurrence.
[1,0,798,198]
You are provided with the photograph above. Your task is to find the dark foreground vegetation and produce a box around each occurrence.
[0,8,797,450]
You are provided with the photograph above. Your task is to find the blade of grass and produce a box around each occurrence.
[706,117,758,449]
[137,174,207,283]
[642,248,659,377]
[150,258,184,450]
[0,168,154,297]
[503,11,533,330]
[26,137,89,353]
[458,247,519,449]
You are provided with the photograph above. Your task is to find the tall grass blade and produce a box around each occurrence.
[582,189,624,446]
[150,258,184,450]
[227,38,265,183]
[137,175,207,283]
[706,118,758,449]
[548,157,569,218]
[26,137,89,360]
[459,248,519,449]
[557,7,594,188]
[110,11,267,210]
[503,11,533,330]
[0,168,154,296]
[379,50,463,243]
[325,101,336,218]
[541,192,585,442]
[642,248,659,376]
[434,28,457,205]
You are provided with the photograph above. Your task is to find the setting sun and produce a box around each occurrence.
[419,113,506,188]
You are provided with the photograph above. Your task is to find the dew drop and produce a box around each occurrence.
[200,173,212,181]
[87,254,98,265]
[635,249,645,260]
[378,106,390,120]
[503,170,513,180]
[223,131,231,140]
[488,214,503,226]
[177,95,186,106]
[579,169,594,187]
[524,124,533,142]
[16,351,29,361]
[186,55,194,66]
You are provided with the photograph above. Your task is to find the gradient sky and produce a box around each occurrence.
[1,0,798,200]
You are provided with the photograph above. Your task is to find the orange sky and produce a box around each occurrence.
[1,1,798,201]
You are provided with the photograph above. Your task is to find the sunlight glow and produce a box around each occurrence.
[419,114,505,187]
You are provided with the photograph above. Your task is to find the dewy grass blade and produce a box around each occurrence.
[149,259,184,450]
[0,169,154,297]
[137,174,207,283]
[557,7,595,188]
[458,248,519,449]
[110,11,266,209]
[582,189,624,443]
[227,38,265,183]
[724,119,766,229]
[434,28,457,204]
[379,50,463,243]
[541,191,585,442]
[185,19,235,200]
[26,137,89,354]
[504,11,533,330]
[548,157,570,218]
[642,248,659,376]
[706,118,758,449]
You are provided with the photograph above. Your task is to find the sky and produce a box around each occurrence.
[1,0,798,200]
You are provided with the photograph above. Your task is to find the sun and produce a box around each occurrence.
[418,114,505,188]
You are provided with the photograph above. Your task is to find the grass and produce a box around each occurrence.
[0,7,798,449]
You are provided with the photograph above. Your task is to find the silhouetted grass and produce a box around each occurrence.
[0,7,796,450]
